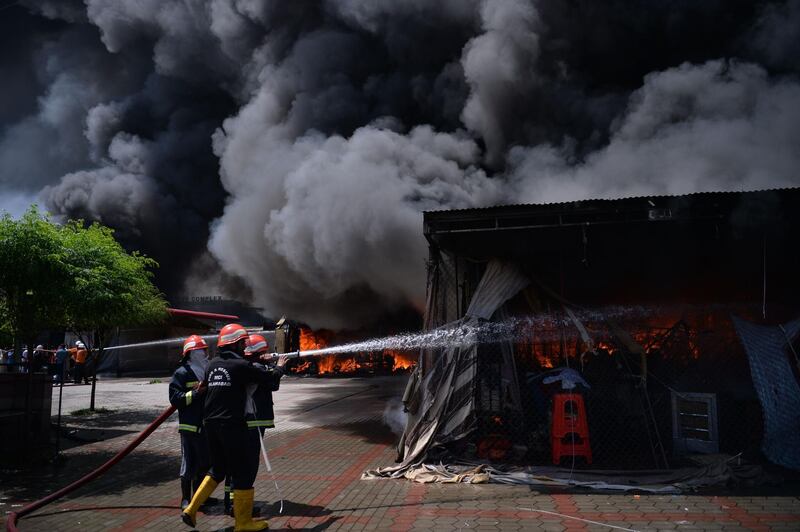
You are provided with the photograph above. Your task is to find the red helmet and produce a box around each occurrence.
[245,334,269,355]
[218,323,248,348]
[182,335,208,355]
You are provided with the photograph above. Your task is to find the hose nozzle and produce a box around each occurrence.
[261,350,300,361]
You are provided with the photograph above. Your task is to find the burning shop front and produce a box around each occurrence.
[370,188,800,489]
[282,325,418,376]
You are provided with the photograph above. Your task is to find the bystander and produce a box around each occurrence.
[31,344,47,373]
[6,348,16,373]
[70,341,89,384]
[54,344,69,383]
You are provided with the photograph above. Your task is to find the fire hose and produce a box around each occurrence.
[7,360,292,531]
[258,435,283,514]
[5,351,309,530]
[5,404,177,532]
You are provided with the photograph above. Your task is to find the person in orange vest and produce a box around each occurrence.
[70,341,89,384]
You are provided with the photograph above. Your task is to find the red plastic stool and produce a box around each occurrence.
[551,392,593,465]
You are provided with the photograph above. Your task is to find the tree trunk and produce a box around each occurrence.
[89,331,103,411]
[115,326,122,378]
[12,336,19,372]
[89,349,99,411]
[24,336,34,447]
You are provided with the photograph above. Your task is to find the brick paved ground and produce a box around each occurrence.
[3,376,800,531]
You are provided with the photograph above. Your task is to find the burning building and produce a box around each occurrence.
[280,325,418,376]
[379,188,800,481]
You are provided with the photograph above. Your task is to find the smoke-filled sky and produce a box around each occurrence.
[1,1,798,328]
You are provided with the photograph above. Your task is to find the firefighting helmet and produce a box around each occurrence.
[217,323,248,348]
[182,335,208,356]
[245,334,269,355]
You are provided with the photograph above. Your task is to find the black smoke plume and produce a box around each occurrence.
[0,1,798,328]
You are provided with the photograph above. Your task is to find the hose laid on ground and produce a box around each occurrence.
[5,405,176,532]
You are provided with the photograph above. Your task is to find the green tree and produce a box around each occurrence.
[0,301,13,348]
[0,207,168,410]
[60,221,168,409]
[0,208,71,357]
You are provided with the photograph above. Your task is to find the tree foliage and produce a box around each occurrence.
[0,208,72,349]
[0,207,167,352]
[0,300,13,347]
[60,220,168,347]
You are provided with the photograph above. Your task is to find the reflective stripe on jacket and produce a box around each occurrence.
[245,364,282,430]
[246,418,275,429]
[169,364,203,433]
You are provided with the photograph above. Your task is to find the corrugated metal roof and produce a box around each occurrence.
[423,186,800,215]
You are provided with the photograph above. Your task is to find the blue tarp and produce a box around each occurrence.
[733,316,800,471]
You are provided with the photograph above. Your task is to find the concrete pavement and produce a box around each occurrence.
[2,375,800,531]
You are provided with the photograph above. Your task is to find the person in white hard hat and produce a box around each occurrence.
[70,341,89,384]
[31,345,46,373]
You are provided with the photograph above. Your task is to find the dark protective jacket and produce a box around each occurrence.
[246,362,282,430]
[203,350,282,424]
[169,364,204,434]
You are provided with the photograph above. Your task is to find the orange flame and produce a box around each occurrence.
[300,328,330,351]
[293,328,417,375]
[388,350,417,371]
[338,357,360,373]
[510,309,737,370]
[293,360,312,373]
[315,355,360,374]
[317,355,336,374]
[597,341,618,354]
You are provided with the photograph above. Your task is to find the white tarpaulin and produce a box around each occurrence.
[365,260,529,478]
[382,458,770,493]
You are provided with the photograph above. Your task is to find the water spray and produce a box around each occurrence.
[101,331,273,352]
[258,309,651,360]
[7,305,680,530]
[103,306,664,359]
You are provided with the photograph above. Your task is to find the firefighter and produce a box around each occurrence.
[243,334,281,432]
[181,324,287,532]
[169,335,211,509]
[224,334,283,515]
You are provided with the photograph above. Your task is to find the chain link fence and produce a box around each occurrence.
[424,252,765,470]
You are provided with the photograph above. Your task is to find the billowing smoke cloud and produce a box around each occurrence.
[211,121,497,327]
[383,397,408,436]
[461,0,542,166]
[1,1,798,328]
[506,60,800,202]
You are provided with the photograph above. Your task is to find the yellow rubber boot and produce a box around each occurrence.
[233,488,269,531]
[181,475,218,527]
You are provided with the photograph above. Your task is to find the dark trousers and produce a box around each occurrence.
[54,363,65,382]
[205,421,256,490]
[73,362,85,383]
[245,427,262,485]
[180,431,210,485]
[224,428,262,507]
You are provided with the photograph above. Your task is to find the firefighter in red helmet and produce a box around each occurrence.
[223,334,283,515]
[169,335,211,509]
[244,334,281,433]
[181,324,287,532]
